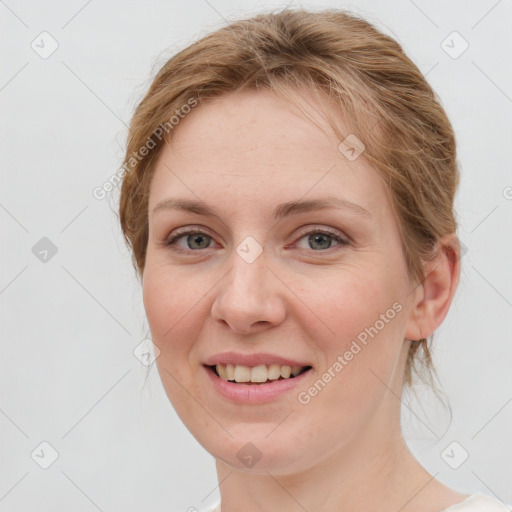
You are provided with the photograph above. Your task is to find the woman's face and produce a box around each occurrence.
[143,88,419,474]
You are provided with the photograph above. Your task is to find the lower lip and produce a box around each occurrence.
[203,365,312,404]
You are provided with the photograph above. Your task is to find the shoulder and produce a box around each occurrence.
[442,493,511,511]
[192,496,511,512]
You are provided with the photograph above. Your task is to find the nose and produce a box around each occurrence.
[210,248,287,335]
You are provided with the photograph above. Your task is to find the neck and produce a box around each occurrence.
[215,438,434,512]
[214,388,437,512]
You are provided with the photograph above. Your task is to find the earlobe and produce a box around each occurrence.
[404,234,461,341]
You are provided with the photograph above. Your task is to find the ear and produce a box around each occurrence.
[404,234,461,341]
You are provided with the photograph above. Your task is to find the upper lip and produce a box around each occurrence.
[203,352,312,368]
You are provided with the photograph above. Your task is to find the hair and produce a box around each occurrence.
[118,8,460,392]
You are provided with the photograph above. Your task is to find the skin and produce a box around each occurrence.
[142,88,466,511]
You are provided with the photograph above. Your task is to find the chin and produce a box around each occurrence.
[215,447,305,475]
[191,425,312,475]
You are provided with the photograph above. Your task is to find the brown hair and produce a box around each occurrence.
[118,8,460,390]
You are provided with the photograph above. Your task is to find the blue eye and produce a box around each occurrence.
[295,230,348,251]
[164,226,349,254]
[165,228,214,251]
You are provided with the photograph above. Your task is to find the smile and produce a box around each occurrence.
[210,363,313,384]
[203,363,314,404]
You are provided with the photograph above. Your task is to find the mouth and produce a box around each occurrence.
[205,363,313,385]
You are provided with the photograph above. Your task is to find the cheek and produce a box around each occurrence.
[304,266,406,395]
[292,301,406,453]
[142,263,202,354]
[309,261,405,341]
[142,265,204,416]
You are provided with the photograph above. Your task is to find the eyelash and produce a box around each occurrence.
[164,226,350,254]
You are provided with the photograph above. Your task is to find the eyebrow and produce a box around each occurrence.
[152,196,372,220]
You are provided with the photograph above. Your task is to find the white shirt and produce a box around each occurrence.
[441,493,511,511]
[202,493,511,511]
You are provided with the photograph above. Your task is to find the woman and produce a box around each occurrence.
[118,8,509,512]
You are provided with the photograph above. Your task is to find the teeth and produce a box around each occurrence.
[267,364,281,380]
[280,365,291,378]
[251,365,268,383]
[291,365,302,376]
[217,364,228,380]
[214,363,308,383]
[234,365,251,382]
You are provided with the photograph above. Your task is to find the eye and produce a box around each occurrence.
[164,225,349,254]
[165,227,215,252]
[293,227,349,252]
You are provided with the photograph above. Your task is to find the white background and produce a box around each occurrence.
[1,0,511,510]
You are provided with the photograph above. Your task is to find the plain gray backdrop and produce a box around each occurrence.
[1,0,511,510]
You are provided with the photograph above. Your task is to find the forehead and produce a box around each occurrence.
[149,88,390,219]
[166,88,340,161]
